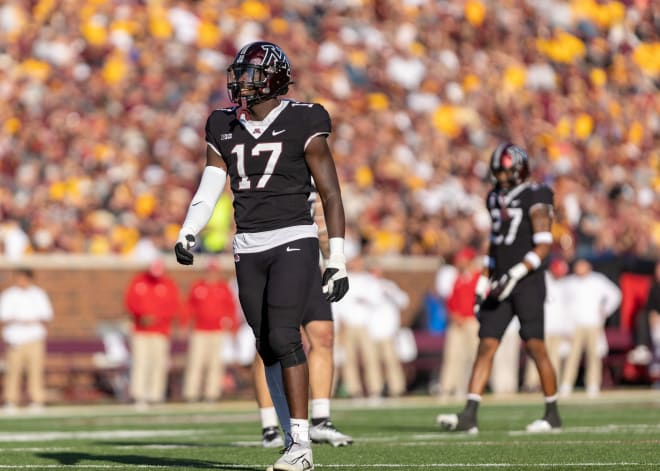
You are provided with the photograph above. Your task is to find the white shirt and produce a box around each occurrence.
[563,271,621,328]
[368,278,410,340]
[332,271,381,328]
[0,284,53,345]
[544,273,570,336]
[434,265,458,299]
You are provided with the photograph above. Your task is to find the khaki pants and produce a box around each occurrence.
[440,318,479,397]
[561,326,602,392]
[130,333,170,403]
[523,335,562,390]
[183,331,224,401]
[373,338,406,397]
[4,339,46,405]
[491,330,521,394]
[340,325,381,397]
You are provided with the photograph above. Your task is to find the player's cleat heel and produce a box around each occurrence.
[310,420,353,447]
[262,426,285,449]
[526,418,561,433]
[436,413,478,434]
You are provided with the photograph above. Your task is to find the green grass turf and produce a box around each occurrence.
[0,391,658,470]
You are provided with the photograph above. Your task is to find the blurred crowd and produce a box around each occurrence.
[0,0,658,261]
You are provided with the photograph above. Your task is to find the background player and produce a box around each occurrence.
[437,143,561,434]
[175,41,349,471]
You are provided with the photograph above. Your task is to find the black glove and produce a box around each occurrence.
[322,254,349,302]
[174,233,196,265]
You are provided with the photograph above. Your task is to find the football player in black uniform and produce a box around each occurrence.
[175,41,349,471]
[254,189,353,450]
[437,143,562,434]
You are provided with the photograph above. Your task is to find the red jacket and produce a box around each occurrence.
[125,272,181,336]
[446,270,480,320]
[186,280,239,333]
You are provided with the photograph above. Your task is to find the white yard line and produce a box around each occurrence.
[509,423,660,436]
[0,430,200,443]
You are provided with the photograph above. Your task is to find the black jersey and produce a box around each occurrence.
[486,182,554,276]
[205,100,331,233]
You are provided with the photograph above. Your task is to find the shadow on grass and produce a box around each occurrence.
[36,452,263,470]
[97,440,265,449]
[99,440,217,448]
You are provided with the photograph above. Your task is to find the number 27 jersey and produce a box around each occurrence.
[487,182,554,276]
[204,100,330,233]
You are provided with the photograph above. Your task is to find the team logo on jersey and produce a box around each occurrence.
[220,133,232,140]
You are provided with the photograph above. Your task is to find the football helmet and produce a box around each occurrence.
[227,41,292,106]
[490,142,530,188]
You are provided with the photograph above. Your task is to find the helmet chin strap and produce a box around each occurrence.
[238,96,250,123]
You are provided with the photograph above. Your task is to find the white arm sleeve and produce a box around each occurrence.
[180,165,227,236]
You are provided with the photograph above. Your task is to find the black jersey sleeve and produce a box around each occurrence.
[205,111,222,156]
[530,184,554,210]
[305,103,332,141]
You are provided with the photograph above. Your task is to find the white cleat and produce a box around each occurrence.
[436,413,458,428]
[526,419,561,433]
[310,420,353,447]
[272,443,313,471]
[262,426,285,449]
[436,413,478,434]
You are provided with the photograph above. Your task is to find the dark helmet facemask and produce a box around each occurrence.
[490,142,530,191]
[226,41,293,113]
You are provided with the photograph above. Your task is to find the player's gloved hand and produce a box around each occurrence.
[322,253,349,302]
[473,275,490,315]
[489,262,529,301]
[174,230,196,265]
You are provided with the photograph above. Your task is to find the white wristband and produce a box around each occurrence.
[483,256,494,269]
[328,237,344,257]
[524,251,542,270]
[533,232,553,244]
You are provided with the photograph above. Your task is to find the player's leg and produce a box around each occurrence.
[235,250,293,450]
[516,273,561,432]
[437,297,512,433]
[253,354,285,448]
[305,316,353,447]
[266,239,321,470]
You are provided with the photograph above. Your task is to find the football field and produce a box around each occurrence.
[0,390,658,471]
